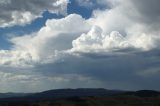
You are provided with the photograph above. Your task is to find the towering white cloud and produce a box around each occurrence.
[0,0,69,27]
[0,14,91,66]
[70,0,160,53]
[71,26,157,53]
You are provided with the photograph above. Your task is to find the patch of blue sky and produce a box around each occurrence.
[68,0,107,19]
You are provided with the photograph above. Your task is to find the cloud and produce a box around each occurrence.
[0,0,69,27]
[31,50,160,91]
[0,50,33,67]
[0,65,103,92]
[1,0,160,92]
[70,0,160,54]
[0,14,91,67]
[71,26,157,53]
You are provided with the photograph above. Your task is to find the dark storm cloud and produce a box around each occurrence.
[128,0,160,31]
[130,0,160,19]
[32,49,160,90]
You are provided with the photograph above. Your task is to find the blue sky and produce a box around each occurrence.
[0,0,160,92]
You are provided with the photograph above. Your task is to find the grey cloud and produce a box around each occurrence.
[125,0,160,31]
[30,49,160,90]
[0,0,68,27]
[1,49,160,92]
[131,0,160,19]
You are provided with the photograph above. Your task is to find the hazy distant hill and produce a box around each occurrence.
[124,90,160,97]
[0,89,160,106]
[0,88,124,101]
[0,92,32,98]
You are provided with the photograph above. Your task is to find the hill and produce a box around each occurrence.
[0,92,32,98]
[0,89,159,106]
[0,88,124,101]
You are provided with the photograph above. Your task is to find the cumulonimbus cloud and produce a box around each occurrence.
[1,0,160,66]
[0,14,91,66]
[70,0,160,53]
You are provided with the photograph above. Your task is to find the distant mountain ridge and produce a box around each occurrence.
[124,90,160,97]
[0,89,160,106]
[0,88,125,101]
[0,88,159,102]
[0,92,32,99]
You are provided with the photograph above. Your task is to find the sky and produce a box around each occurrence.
[0,0,160,93]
